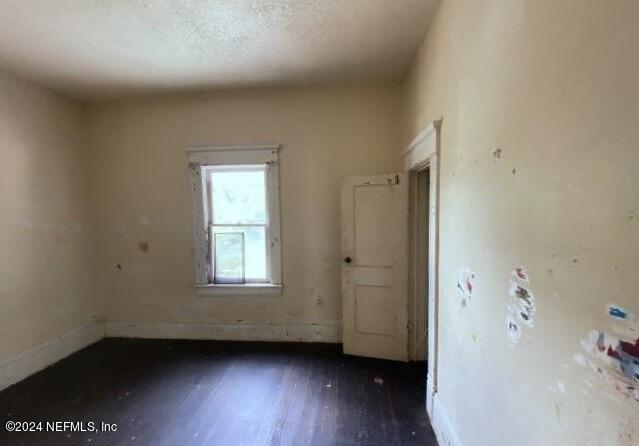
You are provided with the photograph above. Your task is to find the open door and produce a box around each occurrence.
[341,173,409,361]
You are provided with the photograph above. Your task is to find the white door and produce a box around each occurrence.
[341,173,409,361]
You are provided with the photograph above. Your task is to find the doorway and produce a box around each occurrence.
[409,168,430,363]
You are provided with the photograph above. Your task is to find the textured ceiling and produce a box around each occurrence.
[0,0,438,101]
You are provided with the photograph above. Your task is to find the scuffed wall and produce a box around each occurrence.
[87,85,402,334]
[0,70,98,361]
[402,1,639,445]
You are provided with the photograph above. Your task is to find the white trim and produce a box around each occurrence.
[189,160,209,284]
[265,159,282,284]
[431,393,463,446]
[403,122,438,156]
[403,119,441,417]
[187,145,282,291]
[105,321,341,343]
[187,145,279,166]
[0,323,105,391]
[403,120,440,171]
[186,144,280,153]
[426,151,440,416]
[196,283,282,296]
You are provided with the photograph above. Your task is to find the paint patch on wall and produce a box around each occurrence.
[572,353,586,366]
[457,267,476,307]
[509,283,535,326]
[506,315,521,342]
[506,266,535,344]
[606,303,637,326]
[606,303,639,338]
[576,304,639,402]
[547,380,566,394]
[512,266,529,283]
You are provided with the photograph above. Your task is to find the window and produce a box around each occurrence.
[187,145,281,295]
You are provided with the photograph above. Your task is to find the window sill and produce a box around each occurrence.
[195,283,283,296]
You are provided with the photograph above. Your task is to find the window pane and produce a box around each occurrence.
[213,232,245,284]
[211,169,266,224]
[212,226,267,282]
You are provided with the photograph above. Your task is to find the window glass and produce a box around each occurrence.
[211,169,266,224]
[212,226,267,282]
[213,232,245,283]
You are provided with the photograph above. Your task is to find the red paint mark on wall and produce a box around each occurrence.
[579,306,639,402]
[457,267,476,306]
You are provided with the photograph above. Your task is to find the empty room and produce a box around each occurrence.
[0,1,637,445]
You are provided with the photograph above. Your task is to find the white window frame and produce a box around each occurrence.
[187,145,282,296]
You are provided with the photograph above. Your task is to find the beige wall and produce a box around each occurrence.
[403,1,639,445]
[87,85,402,332]
[0,70,98,361]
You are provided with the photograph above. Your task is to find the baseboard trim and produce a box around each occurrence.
[431,392,462,446]
[0,320,342,391]
[0,322,105,391]
[105,321,342,343]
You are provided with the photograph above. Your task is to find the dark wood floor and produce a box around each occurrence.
[0,339,437,446]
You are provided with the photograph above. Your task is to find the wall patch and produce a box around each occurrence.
[457,267,476,307]
[606,303,635,322]
[506,266,536,344]
[576,304,639,402]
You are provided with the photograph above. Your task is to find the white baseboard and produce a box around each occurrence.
[105,320,342,343]
[431,392,462,446]
[0,320,341,391]
[0,322,105,391]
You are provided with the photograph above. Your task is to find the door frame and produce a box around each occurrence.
[403,119,441,418]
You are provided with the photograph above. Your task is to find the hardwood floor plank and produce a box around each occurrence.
[0,339,438,446]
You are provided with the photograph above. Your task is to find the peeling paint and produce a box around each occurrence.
[457,267,476,306]
[606,304,637,327]
[578,305,639,402]
[547,380,566,394]
[608,306,630,319]
[508,282,535,327]
[556,381,566,394]
[506,266,535,344]
[572,353,586,366]
[506,315,521,342]
[512,266,529,283]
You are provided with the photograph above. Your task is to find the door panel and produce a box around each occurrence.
[354,185,394,267]
[342,173,408,361]
[354,285,397,335]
